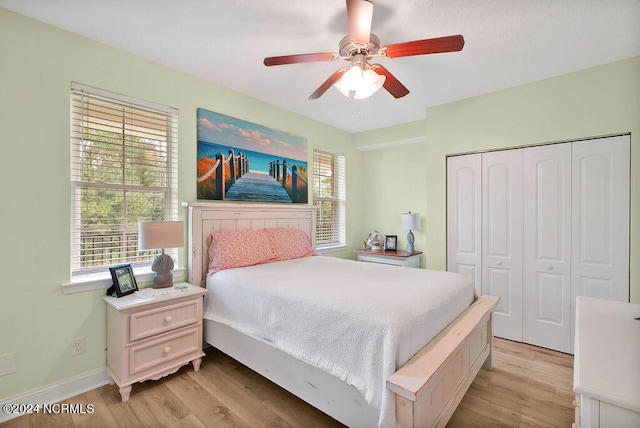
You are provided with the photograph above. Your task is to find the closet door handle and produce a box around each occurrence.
[548,266,554,271]
[496,261,503,266]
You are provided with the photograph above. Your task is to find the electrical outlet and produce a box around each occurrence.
[72,337,85,356]
[0,352,17,376]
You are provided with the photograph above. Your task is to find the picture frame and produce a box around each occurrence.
[385,235,398,251]
[197,108,309,203]
[108,264,138,297]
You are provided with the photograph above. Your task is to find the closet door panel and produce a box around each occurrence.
[536,273,564,320]
[523,144,572,353]
[571,135,630,350]
[572,135,629,302]
[447,154,482,296]
[482,149,523,342]
[487,268,513,312]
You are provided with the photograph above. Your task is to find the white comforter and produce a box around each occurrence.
[204,256,473,428]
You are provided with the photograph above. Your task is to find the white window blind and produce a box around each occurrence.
[70,83,179,275]
[313,148,346,247]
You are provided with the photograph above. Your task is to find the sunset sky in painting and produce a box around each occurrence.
[197,108,308,162]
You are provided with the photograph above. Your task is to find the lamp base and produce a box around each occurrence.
[406,230,416,254]
[153,272,173,289]
[151,253,175,289]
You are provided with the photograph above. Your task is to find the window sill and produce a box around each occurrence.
[315,244,348,254]
[62,267,186,294]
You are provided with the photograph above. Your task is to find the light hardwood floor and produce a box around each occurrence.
[3,338,574,428]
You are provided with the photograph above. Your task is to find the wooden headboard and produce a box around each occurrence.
[183,202,317,287]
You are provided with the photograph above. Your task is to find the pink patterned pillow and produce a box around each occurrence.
[265,228,316,261]
[208,229,275,275]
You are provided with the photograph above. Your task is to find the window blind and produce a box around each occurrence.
[70,83,179,274]
[313,148,346,246]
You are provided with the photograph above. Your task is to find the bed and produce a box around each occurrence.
[185,202,499,428]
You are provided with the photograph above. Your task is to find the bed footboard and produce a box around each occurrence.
[387,295,499,428]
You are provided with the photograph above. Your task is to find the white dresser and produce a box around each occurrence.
[573,296,640,428]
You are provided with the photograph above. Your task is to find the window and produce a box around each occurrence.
[70,83,178,275]
[313,148,346,249]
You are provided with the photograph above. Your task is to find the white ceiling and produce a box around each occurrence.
[2,0,639,133]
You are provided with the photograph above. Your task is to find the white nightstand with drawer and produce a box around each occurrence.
[103,283,206,402]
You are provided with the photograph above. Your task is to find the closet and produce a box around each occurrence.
[446,135,630,353]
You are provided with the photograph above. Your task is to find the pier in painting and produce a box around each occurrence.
[197,148,307,203]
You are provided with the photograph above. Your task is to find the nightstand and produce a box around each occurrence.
[354,249,422,268]
[103,282,206,402]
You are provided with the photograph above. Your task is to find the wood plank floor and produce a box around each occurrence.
[3,338,574,428]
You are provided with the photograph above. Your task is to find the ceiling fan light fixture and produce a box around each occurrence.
[263,1,464,101]
[334,64,385,99]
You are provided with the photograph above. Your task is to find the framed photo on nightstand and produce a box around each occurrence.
[108,264,138,297]
[385,235,397,251]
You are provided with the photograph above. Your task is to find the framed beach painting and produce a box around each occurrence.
[197,108,308,203]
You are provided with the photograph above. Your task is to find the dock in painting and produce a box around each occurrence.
[224,172,291,203]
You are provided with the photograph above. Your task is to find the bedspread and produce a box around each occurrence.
[204,256,473,428]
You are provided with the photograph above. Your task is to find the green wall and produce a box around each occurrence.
[355,56,640,303]
[0,8,363,399]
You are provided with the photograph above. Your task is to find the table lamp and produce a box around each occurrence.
[138,221,184,288]
[401,212,421,253]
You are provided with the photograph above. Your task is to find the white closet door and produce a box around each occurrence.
[523,144,572,353]
[482,149,523,342]
[447,154,482,296]
[571,136,630,344]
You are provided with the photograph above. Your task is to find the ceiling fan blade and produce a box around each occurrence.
[264,52,337,66]
[371,64,410,98]
[346,0,373,45]
[383,35,465,58]
[309,67,349,100]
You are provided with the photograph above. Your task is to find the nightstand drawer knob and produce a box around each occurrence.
[164,316,172,324]
[163,346,172,355]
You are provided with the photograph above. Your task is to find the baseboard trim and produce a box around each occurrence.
[0,368,111,423]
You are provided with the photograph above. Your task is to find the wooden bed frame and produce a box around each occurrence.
[184,202,499,428]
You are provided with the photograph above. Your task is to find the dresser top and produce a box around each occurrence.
[354,249,422,259]
[574,296,640,412]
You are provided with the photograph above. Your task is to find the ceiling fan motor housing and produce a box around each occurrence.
[339,33,380,58]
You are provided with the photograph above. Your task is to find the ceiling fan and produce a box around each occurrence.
[263,0,465,100]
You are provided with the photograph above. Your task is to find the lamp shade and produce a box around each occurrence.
[138,221,184,250]
[401,212,421,230]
